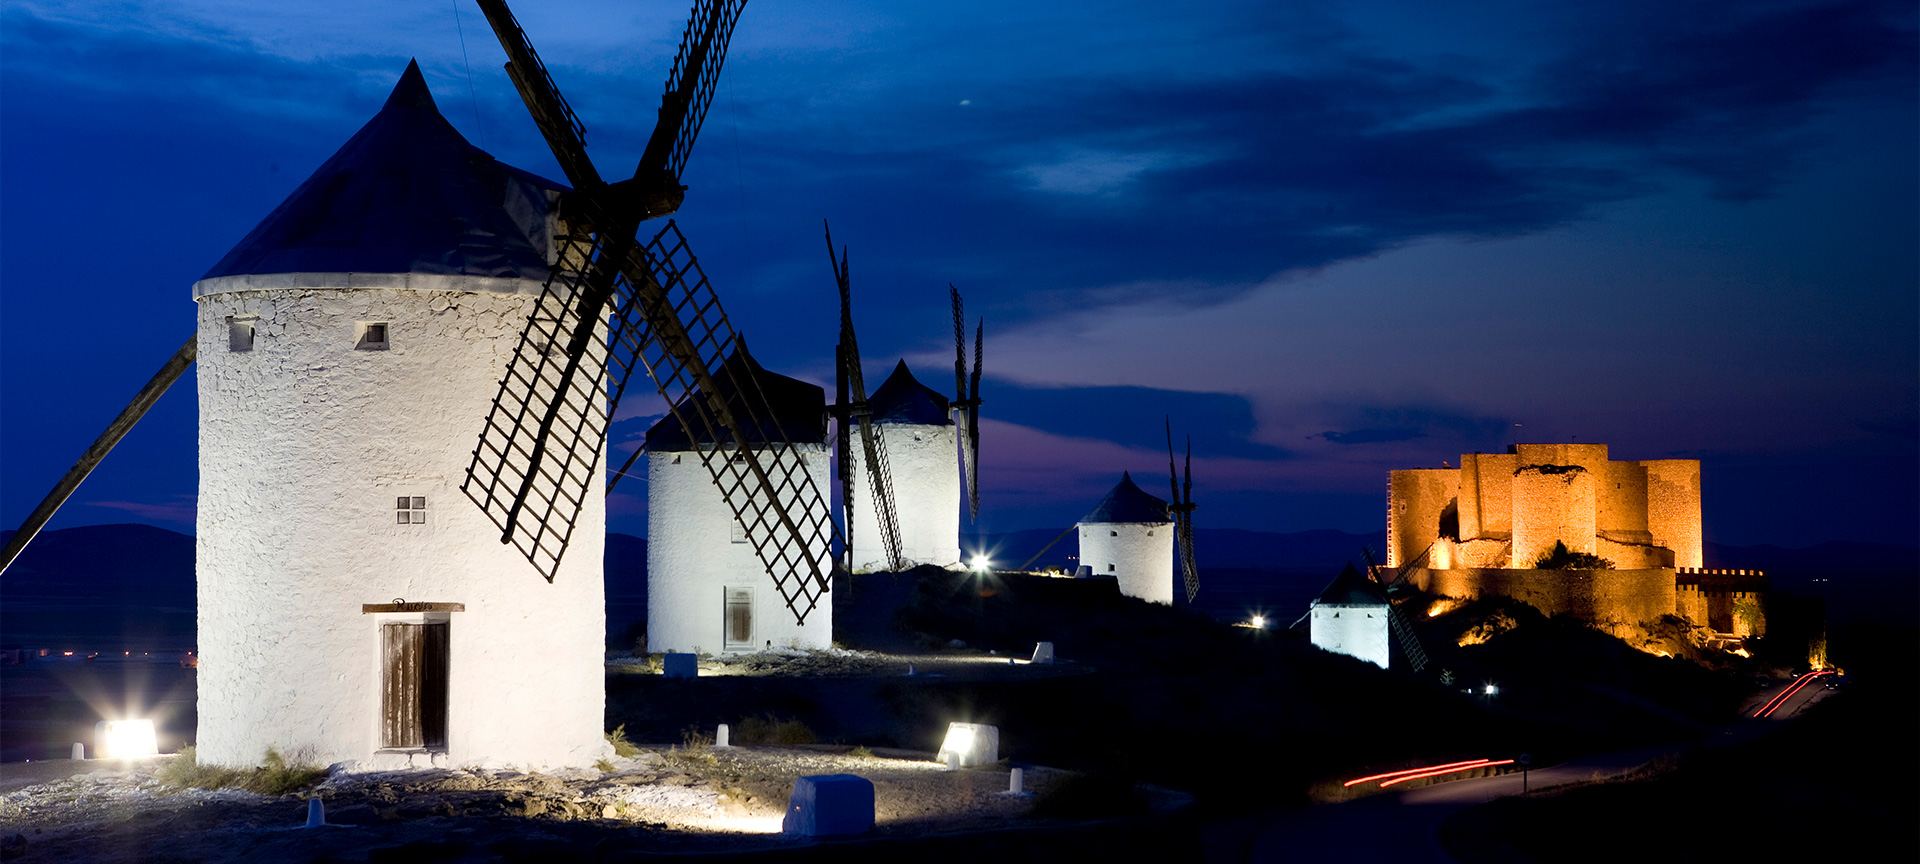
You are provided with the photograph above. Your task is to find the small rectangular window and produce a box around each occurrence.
[396,496,426,524]
[357,322,390,351]
[1108,564,1116,572]
[1110,530,1118,537]
[227,317,255,352]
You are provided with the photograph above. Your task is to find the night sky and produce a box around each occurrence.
[2,1,1914,548]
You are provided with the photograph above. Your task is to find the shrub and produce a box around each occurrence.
[737,714,817,746]
[1533,540,1614,570]
[606,724,642,758]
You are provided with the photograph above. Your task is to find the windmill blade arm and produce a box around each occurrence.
[636,0,747,186]
[852,416,905,570]
[475,0,602,190]
[1,334,196,575]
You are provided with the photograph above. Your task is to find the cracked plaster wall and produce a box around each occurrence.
[195,283,608,770]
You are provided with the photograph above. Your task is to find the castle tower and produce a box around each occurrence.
[645,346,832,654]
[846,361,961,571]
[1308,563,1391,669]
[1076,473,1174,604]
[194,63,609,770]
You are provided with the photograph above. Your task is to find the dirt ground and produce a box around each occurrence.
[0,744,1093,862]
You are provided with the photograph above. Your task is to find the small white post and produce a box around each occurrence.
[944,750,960,771]
[71,742,85,761]
[906,664,915,677]
[305,798,326,828]
[715,724,730,748]
[1009,768,1024,794]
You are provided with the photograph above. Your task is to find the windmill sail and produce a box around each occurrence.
[464,0,839,623]
[1167,418,1200,602]
[950,287,983,522]
[828,225,905,571]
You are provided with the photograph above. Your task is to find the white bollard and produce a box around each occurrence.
[305,798,326,828]
[1009,768,1024,794]
[72,742,85,761]
[715,724,730,748]
[906,664,915,677]
[944,750,960,771]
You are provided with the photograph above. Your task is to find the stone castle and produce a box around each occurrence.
[1387,443,1765,646]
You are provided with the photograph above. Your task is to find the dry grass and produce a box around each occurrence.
[155,747,328,796]
[605,724,641,758]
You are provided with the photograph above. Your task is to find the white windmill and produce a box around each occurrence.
[1075,473,1175,604]
[828,229,967,572]
[643,344,832,653]
[192,61,609,770]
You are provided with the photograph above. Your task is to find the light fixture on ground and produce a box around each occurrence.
[969,554,991,571]
[95,719,157,759]
[1249,615,1266,629]
[936,722,999,768]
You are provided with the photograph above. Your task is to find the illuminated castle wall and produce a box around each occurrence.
[1386,444,1758,646]
[1387,443,1702,571]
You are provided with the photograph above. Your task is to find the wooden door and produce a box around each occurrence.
[382,622,449,749]
[723,587,753,652]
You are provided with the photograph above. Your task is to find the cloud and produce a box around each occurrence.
[86,496,196,525]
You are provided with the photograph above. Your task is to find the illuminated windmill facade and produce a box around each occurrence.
[193,65,609,769]
[846,361,961,571]
[644,346,833,653]
[1308,563,1391,669]
[1076,473,1174,604]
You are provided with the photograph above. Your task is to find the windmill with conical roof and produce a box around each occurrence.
[1076,473,1175,604]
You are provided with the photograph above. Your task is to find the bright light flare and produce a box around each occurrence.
[1249,615,1266,629]
[969,555,992,571]
[95,719,158,759]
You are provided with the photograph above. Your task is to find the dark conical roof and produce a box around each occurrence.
[1080,472,1170,524]
[200,60,565,282]
[644,343,827,451]
[868,360,952,426]
[1314,563,1389,606]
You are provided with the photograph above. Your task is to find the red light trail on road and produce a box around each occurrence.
[1343,758,1511,788]
[1753,670,1831,718]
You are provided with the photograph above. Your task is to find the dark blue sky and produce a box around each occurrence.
[2,0,1914,547]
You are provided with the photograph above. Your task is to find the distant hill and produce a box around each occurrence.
[3,524,1910,647]
[1,524,195,650]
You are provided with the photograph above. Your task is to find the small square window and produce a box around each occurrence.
[357,322,390,351]
[1107,564,1115,572]
[396,496,426,524]
[1110,530,1118,537]
[227,317,255,352]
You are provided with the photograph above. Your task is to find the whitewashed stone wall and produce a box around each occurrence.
[847,422,961,571]
[646,445,834,654]
[1310,604,1391,669]
[195,281,609,770]
[1078,522,1174,605]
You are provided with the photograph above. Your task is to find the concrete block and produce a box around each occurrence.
[662,653,698,678]
[936,722,999,767]
[1030,642,1055,664]
[71,743,84,761]
[782,774,874,837]
[305,798,326,828]
[715,724,730,748]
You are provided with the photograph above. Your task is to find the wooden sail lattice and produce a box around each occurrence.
[465,219,838,621]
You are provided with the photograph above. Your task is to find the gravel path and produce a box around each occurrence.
[0,746,1060,862]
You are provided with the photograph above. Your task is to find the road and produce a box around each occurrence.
[1204,676,1838,863]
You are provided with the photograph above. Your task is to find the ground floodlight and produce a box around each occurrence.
[936,722,998,768]
[1250,615,1266,629]
[969,554,991,571]
[95,719,157,759]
